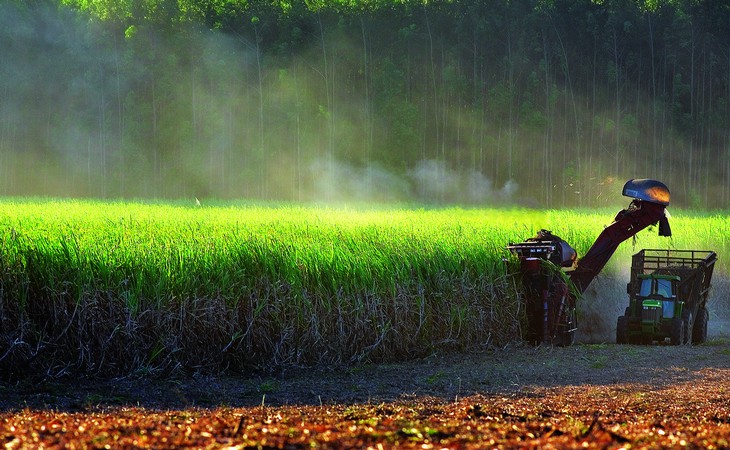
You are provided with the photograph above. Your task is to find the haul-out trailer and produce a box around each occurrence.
[617,249,717,345]
[506,179,673,345]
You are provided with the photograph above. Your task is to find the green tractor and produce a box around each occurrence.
[616,249,717,345]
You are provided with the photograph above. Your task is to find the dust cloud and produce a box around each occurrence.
[577,269,631,343]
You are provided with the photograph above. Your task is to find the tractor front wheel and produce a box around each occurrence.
[670,317,685,345]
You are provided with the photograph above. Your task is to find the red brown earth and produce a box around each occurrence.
[3,341,730,448]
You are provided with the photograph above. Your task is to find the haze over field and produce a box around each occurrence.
[1,1,729,207]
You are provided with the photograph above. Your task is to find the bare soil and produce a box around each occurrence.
[3,340,730,448]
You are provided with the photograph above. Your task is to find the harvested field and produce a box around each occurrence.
[3,341,730,448]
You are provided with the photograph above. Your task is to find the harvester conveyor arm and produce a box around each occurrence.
[569,200,668,295]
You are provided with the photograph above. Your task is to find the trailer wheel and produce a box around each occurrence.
[670,317,685,345]
[616,316,628,344]
[692,307,709,344]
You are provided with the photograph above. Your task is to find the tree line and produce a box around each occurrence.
[1,0,729,208]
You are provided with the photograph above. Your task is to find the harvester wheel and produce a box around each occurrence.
[555,330,575,347]
[670,317,685,345]
[553,305,577,347]
[616,316,628,344]
[693,307,709,344]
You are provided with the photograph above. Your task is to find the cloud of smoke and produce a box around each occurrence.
[306,158,411,203]
[301,158,518,205]
[409,160,518,204]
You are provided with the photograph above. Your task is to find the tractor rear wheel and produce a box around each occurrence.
[670,317,685,345]
[616,316,628,344]
[682,311,694,344]
[692,307,709,344]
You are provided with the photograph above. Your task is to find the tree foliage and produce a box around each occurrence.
[1,0,729,207]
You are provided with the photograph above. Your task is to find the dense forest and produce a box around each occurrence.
[1,0,729,207]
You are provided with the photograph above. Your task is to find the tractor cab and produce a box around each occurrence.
[633,273,682,334]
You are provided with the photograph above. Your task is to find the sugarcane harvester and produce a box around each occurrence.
[507,179,672,345]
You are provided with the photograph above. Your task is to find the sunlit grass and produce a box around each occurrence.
[0,199,548,303]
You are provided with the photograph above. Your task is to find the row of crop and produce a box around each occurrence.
[0,201,532,377]
[0,199,727,378]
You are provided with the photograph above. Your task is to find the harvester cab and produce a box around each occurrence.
[507,179,672,346]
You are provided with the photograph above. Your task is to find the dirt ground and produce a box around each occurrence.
[3,329,730,448]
